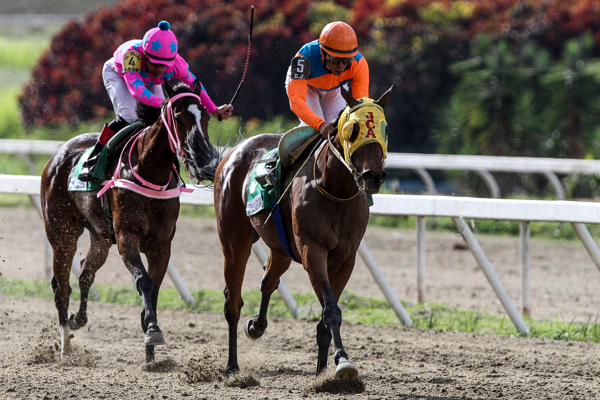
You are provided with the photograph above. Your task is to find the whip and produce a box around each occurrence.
[219,5,254,121]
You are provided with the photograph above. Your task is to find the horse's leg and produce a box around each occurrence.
[117,235,164,350]
[47,227,82,357]
[244,252,291,339]
[141,246,170,363]
[222,240,253,375]
[316,317,332,374]
[326,256,358,379]
[69,231,112,330]
[305,250,358,379]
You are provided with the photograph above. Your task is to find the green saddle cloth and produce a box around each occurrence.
[68,122,144,192]
[68,146,108,192]
[246,148,280,216]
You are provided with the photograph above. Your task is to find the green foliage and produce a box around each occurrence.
[417,1,475,29]
[306,2,351,36]
[0,37,49,69]
[0,87,26,138]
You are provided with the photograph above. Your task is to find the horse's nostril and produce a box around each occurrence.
[362,170,386,186]
[380,171,387,185]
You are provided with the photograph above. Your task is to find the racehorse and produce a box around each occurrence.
[40,79,218,363]
[214,86,393,379]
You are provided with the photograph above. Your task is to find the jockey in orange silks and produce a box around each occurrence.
[285,21,370,138]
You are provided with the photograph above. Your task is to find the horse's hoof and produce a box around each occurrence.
[144,330,165,345]
[225,365,239,376]
[335,361,358,380]
[243,319,264,340]
[68,313,87,330]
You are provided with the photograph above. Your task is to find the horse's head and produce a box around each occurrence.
[335,85,393,194]
[162,79,219,182]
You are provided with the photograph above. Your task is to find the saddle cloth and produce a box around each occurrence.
[68,122,144,192]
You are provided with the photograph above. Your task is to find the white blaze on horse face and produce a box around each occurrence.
[187,104,206,143]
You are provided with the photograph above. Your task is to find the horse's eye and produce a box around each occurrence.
[381,122,388,142]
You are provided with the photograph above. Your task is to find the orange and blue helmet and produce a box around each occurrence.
[318,21,358,58]
[142,20,178,67]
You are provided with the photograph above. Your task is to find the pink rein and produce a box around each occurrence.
[97,92,200,199]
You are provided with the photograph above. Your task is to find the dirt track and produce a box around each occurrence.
[2,296,600,400]
[3,207,600,398]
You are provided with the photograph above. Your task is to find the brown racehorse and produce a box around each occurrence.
[214,86,393,379]
[41,79,218,363]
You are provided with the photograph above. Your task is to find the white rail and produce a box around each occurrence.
[6,138,600,199]
[0,174,409,324]
[7,174,600,333]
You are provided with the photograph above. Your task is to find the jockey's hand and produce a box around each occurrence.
[318,122,336,138]
[213,104,233,120]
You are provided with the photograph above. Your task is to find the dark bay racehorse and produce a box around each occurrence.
[41,79,218,362]
[214,86,393,379]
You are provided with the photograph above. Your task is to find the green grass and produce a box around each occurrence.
[0,37,49,69]
[3,277,600,343]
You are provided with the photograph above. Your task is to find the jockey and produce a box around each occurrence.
[285,21,369,138]
[255,21,369,188]
[79,20,233,183]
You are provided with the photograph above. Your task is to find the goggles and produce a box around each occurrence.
[324,53,354,66]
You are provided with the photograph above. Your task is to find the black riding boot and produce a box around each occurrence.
[78,122,118,183]
[78,141,105,183]
[255,161,278,188]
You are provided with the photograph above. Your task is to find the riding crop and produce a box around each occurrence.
[219,5,254,121]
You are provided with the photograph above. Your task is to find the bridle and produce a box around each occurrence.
[314,101,388,201]
[160,92,203,159]
[96,92,202,199]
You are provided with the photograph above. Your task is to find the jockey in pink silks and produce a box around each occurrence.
[79,20,233,183]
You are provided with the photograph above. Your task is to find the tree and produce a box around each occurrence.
[539,34,600,159]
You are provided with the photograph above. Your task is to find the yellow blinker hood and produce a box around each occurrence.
[337,98,388,164]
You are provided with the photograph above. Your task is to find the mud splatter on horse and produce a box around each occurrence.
[41,79,218,362]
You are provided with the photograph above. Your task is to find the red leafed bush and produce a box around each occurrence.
[18,0,600,154]
[19,0,319,127]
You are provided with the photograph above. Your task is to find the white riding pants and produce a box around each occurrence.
[102,58,165,124]
[285,67,347,127]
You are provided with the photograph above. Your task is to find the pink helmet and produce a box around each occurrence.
[142,20,178,67]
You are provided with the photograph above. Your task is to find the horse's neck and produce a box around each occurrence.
[317,141,357,197]
[133,124,176,184]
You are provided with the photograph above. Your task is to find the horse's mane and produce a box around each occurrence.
[135,81,194,127]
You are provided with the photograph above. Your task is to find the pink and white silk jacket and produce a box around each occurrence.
[112,39,217,114]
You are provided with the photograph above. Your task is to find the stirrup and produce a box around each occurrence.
[264,170,278,187]
[78,165,103,184]
[256,162,277,187]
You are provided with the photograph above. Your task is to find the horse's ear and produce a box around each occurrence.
[375,84,393,109]
[163,80,176,99]
[341,86,360,108]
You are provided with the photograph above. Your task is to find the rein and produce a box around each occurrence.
[96,92,201,199]
[314,138,361,202]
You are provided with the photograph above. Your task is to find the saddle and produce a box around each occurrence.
[68,121,145,192]
[247,126,319,215]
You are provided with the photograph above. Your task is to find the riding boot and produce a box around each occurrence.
[255,161,278,188]
[264,166,278,188]
[78,124,115,183]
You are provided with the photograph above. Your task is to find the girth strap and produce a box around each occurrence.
[270,197,300,263]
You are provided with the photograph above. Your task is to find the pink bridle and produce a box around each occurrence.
[160,92,203,157]
[97,92,202,199]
